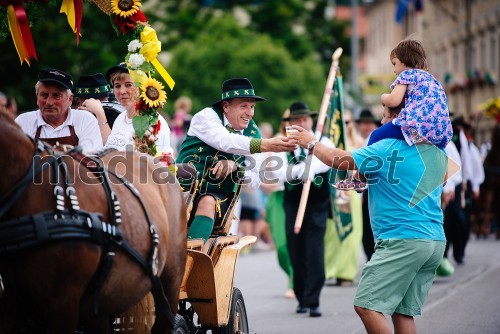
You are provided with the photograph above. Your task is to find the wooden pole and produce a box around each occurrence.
[294,47,343,234]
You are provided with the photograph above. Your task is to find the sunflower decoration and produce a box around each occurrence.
[140,77,167,108]
[111,0,141,18]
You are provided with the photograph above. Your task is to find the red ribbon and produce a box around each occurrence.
[74,0,82,44]
[14,3,37,62]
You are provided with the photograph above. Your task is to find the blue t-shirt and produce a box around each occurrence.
[368,122,405,146]
[351,138,447,241]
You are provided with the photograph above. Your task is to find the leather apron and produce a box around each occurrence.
[35,125,79,148]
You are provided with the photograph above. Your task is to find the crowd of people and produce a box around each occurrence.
[6,37,500,332]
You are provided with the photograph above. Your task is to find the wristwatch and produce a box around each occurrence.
[307,140,319,154]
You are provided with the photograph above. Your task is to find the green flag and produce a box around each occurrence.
[324,75,353,242]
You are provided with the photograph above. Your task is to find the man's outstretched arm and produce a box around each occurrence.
[288,125,357,170]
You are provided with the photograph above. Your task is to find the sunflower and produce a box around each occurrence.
[111,0,142,18]
[140,78,167,108]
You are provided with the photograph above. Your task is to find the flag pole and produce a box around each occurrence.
[294,47,343,234]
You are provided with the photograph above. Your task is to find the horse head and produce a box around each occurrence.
[0,112,186,333]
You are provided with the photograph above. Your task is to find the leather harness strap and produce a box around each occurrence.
[0,139,175,329]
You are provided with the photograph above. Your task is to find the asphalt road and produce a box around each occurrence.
[234,236,500,334]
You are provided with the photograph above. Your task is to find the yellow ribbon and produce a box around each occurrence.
[7,5,29,65]
[60,0,83,43]
[60,0,76,32]
[151,59,175,91]
[139,26,175,90]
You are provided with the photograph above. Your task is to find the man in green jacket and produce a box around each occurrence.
[176,78,296,242]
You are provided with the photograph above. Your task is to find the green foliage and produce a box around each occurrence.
[167,16,326,131]
[132,114,150,138]
[0,0,353,118]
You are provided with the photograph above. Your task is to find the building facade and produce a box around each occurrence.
[362,0,499,142]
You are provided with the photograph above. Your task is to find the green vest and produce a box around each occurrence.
[176,108,262,196]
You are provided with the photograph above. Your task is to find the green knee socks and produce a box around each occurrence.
[188,215,214,242]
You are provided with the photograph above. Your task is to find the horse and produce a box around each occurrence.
[0,112,186,333]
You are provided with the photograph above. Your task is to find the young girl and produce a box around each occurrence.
[380,39,452,149]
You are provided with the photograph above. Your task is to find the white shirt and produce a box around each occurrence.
[468,142,485,192]
[272,131,335,183]
[187,107,265,190]
[105,112,173,155]
[443,141,462,194]
[188,107,255,155]
[16,108,103,153]
[458,130,473,184]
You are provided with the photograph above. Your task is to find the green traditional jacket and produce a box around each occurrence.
[176,108,262,196]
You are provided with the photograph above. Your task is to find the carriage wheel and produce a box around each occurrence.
[216,288,249,334]
[173,314,190,334]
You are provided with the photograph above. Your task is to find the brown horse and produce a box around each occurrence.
[0,112,186,333]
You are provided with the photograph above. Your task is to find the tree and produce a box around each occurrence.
[167,15,326,131]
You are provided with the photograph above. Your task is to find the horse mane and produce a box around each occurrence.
[0,112,35,193]
[0,111,21,131]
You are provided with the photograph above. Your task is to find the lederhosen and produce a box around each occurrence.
[35,125,79,148]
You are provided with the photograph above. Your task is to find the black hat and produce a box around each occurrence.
[105,62,128,83]
[74,73,111,98]
[355,109,379,124]
[282,102,318,121]
[451,116,471,130]
[38,69,73,90]
[211,78,265,110]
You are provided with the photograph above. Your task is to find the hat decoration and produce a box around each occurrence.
[74,73,110,98]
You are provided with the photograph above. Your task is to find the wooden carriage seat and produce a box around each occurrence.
[202,235,239,265]
[187,238,204,251]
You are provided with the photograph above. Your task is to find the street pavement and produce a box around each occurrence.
[234,236,500,334]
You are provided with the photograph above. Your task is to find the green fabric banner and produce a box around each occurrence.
[323,75,353,242]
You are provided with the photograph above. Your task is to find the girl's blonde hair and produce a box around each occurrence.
[390,39,428,71]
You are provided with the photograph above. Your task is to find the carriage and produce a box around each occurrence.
[174,164,254,334]
[0,110,254,334]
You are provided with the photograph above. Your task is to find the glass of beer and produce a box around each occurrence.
[285,126,298,137]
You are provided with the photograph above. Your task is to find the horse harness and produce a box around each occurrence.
[0,139,176,329]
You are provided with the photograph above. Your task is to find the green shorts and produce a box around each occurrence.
[354,239,445,316]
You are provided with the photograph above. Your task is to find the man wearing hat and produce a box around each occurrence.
[74,73,112,144]
[176,78,296,242]
[16,68,103,152]
[274,101,334,317]
[355,109,380,145]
